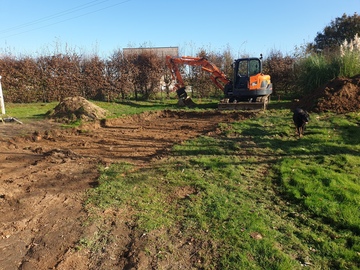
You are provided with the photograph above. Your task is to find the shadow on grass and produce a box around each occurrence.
[116,100,176,109]
[115,99,219,110]
[170,118,360,237]
[267,100,293,110]
[33,113,49,119]
[172,118,360,160]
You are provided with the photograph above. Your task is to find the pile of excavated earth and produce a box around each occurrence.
[47,96,109,122]
[295,75,360,113]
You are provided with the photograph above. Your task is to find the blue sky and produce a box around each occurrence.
[0,0,359,58]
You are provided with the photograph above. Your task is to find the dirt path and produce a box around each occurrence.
[0,110,252,270]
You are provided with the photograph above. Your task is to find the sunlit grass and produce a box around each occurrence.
[68,105,360,269]
[4,102,58,121]
[2,97,219,123]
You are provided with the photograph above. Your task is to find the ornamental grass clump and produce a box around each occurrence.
[339,33,360,77]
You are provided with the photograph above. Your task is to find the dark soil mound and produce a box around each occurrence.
[294,75,360,113]
[48,96,109,122]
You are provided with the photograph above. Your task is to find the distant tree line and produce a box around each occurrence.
[1,13,359,103]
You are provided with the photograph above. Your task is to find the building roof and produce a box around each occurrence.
[123,47,179,58]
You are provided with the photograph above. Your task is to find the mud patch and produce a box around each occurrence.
[0,109,254,270]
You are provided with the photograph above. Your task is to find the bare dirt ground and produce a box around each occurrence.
[0,109,253,270]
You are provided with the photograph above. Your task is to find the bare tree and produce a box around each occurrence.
[122,52,163,100]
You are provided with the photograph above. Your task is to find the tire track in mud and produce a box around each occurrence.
[0,110,254,269]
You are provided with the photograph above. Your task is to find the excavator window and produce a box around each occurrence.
[249,59,261,76]
[235,58,262,89]
[235,60,249,89]
[238,61,248,76]
[237,58,261,77]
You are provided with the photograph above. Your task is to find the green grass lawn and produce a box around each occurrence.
[83,103,360,269]
[3,102,58,121]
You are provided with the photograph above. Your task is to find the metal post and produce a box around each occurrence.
[0,76,5,115]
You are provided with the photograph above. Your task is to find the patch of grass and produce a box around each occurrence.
[232,109,360,268]
[3,98,218,124]
[86,153,301,269]
[86,163,177,231]
[92,98,220,118]
[4,102,58,121]
[84,107,360,269]
[92,99,178,118]
[279,156,360,229]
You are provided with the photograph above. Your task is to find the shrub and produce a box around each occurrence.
[339,33,360,77]
[294,34,360,96]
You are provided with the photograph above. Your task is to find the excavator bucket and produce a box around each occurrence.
[176,87,188,99]
[176,87,196,108]
[178,97,196,108]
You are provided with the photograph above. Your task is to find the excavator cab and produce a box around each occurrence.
[225,57,272,105]
[233,58,262,91]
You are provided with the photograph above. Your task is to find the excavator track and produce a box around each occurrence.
[218,95,269,111]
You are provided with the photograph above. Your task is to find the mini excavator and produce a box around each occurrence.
[165,55,272,110]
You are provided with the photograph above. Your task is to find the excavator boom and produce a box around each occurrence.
[165,56,230,92]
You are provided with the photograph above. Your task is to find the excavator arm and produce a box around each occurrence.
[165,55,231,95]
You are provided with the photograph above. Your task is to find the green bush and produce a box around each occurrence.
[295,34,360,96]
[295,54,339,95]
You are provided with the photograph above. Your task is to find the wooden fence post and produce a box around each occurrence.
[0,76,5,115]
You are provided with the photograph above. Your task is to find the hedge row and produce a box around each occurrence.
[0,51,165,103]
[0,48,302,103]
